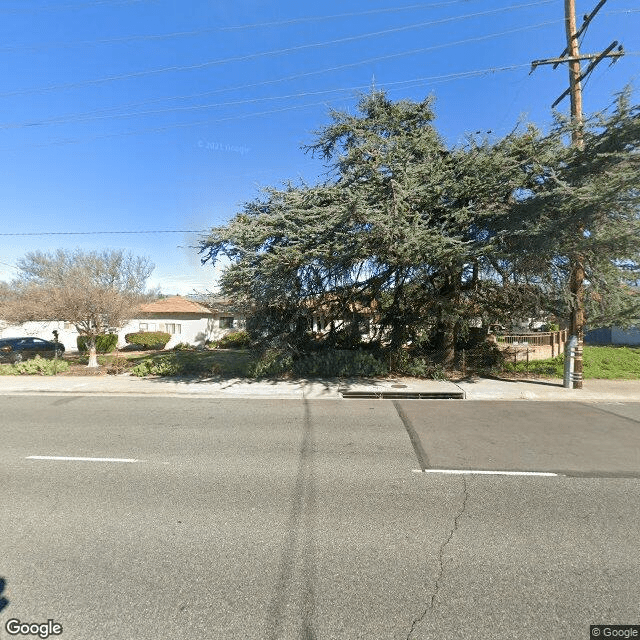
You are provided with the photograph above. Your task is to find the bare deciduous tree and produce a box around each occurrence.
[0,249,154,367]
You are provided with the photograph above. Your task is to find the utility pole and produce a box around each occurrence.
[530,0,624,389]
[564,0,584,147]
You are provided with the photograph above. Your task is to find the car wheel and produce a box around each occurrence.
[12,352,23,363]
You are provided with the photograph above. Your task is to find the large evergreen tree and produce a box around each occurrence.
[512,93,640,331]
[200,90,640,367]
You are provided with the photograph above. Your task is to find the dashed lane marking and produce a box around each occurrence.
[412,469,560,476]
[26,455,141,463]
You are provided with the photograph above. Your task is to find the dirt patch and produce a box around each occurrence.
[59,365,110,376]
[58,351,150,376]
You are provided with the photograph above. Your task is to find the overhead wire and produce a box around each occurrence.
[0,34,551,120]
[0,1,557,98]
[220,0,478,30]
[0,0,559,52]
[0,64,531,130]
[0,19,562,137]
[3,3,634,52]
[0,0,478,51]
[0,3,633,147]
[0,64,533,148]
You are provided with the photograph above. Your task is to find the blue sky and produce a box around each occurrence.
[1,0,638,295]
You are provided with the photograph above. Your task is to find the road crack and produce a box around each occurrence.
[407,475,469,640]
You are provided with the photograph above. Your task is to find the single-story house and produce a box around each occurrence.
[0,296,247,352]
[126,295,246,348]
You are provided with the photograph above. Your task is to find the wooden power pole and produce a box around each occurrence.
[530,0,624,389]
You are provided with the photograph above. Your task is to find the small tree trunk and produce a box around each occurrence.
[87,336,99,368]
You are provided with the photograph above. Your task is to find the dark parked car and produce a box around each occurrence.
[0,337,65,363]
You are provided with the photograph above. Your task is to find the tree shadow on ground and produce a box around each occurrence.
[460,374,564,388]
[131,375,384,389]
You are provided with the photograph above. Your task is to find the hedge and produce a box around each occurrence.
[77,334,119,353]
[210,330,251,349]
[292,349,387,378]
[248,348,388,378]
[124,331,171,350]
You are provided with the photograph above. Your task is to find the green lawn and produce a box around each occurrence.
[501,345,640,379]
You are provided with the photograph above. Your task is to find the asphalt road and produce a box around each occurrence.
[0,396,639,640]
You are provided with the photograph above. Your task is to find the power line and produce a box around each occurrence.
[9,57,631,152]
[0,37,549,121]
[0,64,531,130]
[0,26,564,141]
[9,99,376,149]
[0,230,210,236]
[0,0,566,52]
[0,27,221,53]
[220,0,476,30]
[6,53,634,150]
[0,1,557,98]
[2,6,633,52]
[0,87,367,130]
[0,1,476,52]
[0,64,534,149]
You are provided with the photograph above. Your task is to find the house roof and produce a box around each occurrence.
[139,296,214,315]
[198,298,249,314]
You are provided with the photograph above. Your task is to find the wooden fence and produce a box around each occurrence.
[493,330,568,362]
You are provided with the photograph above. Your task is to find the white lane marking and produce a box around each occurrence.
[27,456,141,463]
[412,469,559,477]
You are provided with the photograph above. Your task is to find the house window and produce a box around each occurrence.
[139,323,156,332]
[220,316,234,329]
[64,322,74,330]
[165,323,181,335]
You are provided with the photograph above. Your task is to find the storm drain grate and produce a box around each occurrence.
[341,390,465,399]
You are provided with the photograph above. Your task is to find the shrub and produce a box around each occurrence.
[124,331,171,350]
[172,342,193,351]
[106,353,130,375]
[0,355,70,376]
[464,341,505,371]
[292,349,387,378]
[130,353,220,377]
[216,330,251,349]
[77,333,119,353]
[248,349,294,378]
[389,350,446,379]
[131,357,178,377]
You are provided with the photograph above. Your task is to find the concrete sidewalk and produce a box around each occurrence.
[1,372,640,400]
